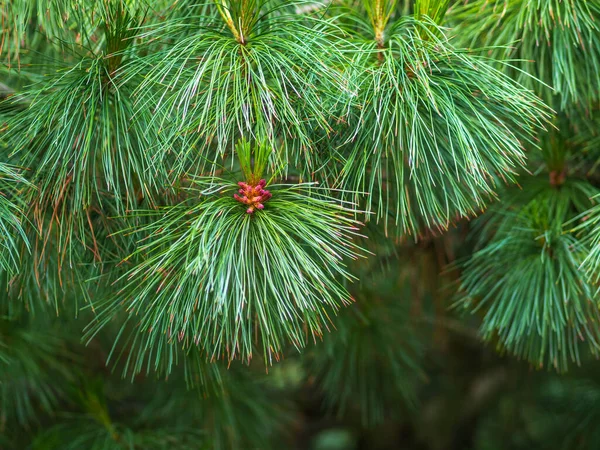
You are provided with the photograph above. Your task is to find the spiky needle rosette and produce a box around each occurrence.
[448,0,600,108]
[337,13,550,236]
[87,178,364,371]
[455,180,600,372]
[3,3,170,268]
[130,0,349,177]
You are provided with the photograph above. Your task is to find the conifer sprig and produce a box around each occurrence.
[128,0,349,177]
[87,177,364,369]
[456,180,600,371]
[574,201,600,288]
[31,380,206,450]
[337,14,550,235]
[448,0,600,108]
[0,0,74,65]
[0,314,74,427]
[4,1,600,443]
[2,3,171,269]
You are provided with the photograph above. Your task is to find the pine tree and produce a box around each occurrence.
[2,0,600,448]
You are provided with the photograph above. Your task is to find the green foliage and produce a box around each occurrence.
[448,0,600,108]
[335,12,549,235]
[0,314,74,427]
[87,177,364,369]
[129,0,347,176]
[575,200,600,287]
[0,1,178,313]
[0,0,73,64]
[31,380,206,450]
[1,309,293,449]
[415,0,451,25]
[456,178,600,371]
[28,363,292,450]
[473,366,600,450]
[307,276,425,425]
[2,0,600,447]
[0,163,28,273]
[3,2,169,257]
[188,364,294,449]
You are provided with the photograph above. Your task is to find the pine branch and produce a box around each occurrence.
[86,177,365,370]
[126,0,349,177]
[0,313,74,428]
[448,0,600,109]
[28,358,293,449]
[455,177,600,371]
[335,14,550,236]
[2,3,174,288]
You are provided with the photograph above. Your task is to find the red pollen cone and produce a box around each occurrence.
[234,179,272,214]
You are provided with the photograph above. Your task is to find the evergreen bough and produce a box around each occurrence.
[2,0,600,447]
